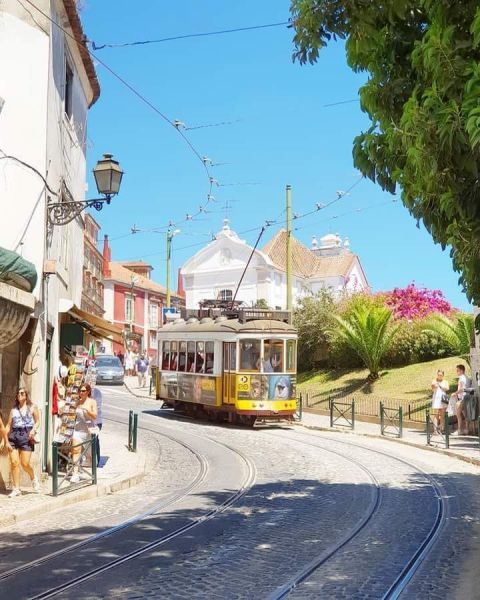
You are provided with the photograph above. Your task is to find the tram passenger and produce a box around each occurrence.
[194,353,204,373]
[258,352,281,373]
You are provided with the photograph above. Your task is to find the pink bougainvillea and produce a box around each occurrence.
[380,283,452,320]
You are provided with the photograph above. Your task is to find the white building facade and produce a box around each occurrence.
[180,221,369,310]
[0,0,100,475]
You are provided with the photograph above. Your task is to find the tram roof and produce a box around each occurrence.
[161,318,297,334]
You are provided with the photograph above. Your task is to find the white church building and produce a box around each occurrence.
[180,220,369,309]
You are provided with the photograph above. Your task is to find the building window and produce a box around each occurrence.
[125,294,134,323]
[65,61,74,118]
[219,289,232,301]
[149,303,158,328]
[150,331,157,350]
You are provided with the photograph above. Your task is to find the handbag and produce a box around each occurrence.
[440,390,449,405]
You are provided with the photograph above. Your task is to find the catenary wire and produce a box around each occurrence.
[19,0,223,233]
[90,21,291,50]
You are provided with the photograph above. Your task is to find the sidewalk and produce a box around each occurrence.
[0,419,146,529]
[124,374,158,400]
[300,409,480,467]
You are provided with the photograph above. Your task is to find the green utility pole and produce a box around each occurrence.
[286,184,293,311]
[166,228,180,309]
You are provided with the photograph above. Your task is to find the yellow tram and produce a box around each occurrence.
[155,308,297,425]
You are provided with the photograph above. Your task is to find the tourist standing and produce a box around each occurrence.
[70,383,97,483]
[453,364,471,435]
[431,370,449,434]
[5,388,40,497]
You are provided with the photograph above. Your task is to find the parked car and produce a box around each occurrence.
[95,355,124,385]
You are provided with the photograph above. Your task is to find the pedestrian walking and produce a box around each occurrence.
[5,388,40,497]
[452,364,471,435]
[135,353,149,387]
[70,383,97,483]
[125,351,134,376]
[431,369,449,434]
[92,384,103,467]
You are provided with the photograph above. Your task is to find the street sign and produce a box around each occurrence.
[163,307,180,321]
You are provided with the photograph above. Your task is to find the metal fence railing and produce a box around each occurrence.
[52,435,97,497]
[380,403,403,438]
[330,399,355,430]
[299,386,431,423]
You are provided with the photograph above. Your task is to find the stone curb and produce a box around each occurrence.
[295,421,480,468]
[0,457,147,530]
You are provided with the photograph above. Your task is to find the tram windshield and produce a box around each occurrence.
[240,340,261,371]
[286,339,296,372]
[263,340,283,373]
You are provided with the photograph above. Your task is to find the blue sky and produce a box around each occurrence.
[81,1,470,310]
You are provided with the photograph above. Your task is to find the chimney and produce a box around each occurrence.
[102,234,112,277]
[177,268,185,298]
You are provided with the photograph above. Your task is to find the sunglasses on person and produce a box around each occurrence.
[80,388,88,393]
[18,391,27,396]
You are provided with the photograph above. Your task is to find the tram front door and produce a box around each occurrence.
[222,342,236,404]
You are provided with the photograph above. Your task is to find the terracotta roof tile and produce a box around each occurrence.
[263,230,357,278]
[106,262,181,299]
[63,0,100,106]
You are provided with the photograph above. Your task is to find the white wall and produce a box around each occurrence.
[0,9,50,295]
[0,1,96,469]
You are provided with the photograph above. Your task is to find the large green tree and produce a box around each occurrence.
[291,0,480,303]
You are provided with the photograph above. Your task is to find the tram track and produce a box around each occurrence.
[266,429,447,599]
[0,416,208,582]
[2,411,257,599]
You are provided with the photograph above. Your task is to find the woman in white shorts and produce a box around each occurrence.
[71,383,97,483]
[431,369,449,434]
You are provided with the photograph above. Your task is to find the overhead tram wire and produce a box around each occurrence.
[90,21,292,50]
[120,187,379,263]
[19,0,226,233]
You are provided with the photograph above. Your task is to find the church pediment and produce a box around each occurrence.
[181,225,272,275]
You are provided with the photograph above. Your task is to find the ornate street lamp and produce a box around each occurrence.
[47,154,124,226]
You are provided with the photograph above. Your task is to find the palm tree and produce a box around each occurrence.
[422,313,474,363]
[332,305,399,380]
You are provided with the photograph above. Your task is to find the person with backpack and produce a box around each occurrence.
[135,353,149,387]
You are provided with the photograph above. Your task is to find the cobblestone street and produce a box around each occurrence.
[1,386,480,599]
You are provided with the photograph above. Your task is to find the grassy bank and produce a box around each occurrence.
[298,356,465,420]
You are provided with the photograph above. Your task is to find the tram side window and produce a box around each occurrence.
[162,342,170,370]
[240,340,260,371]
[187,341,196,372]
[286,339,296,372]
[195,341,205,373]
[178,341,187,372]
[205,342,214,374]
[170,341,178,371]
[263,340,284,373]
